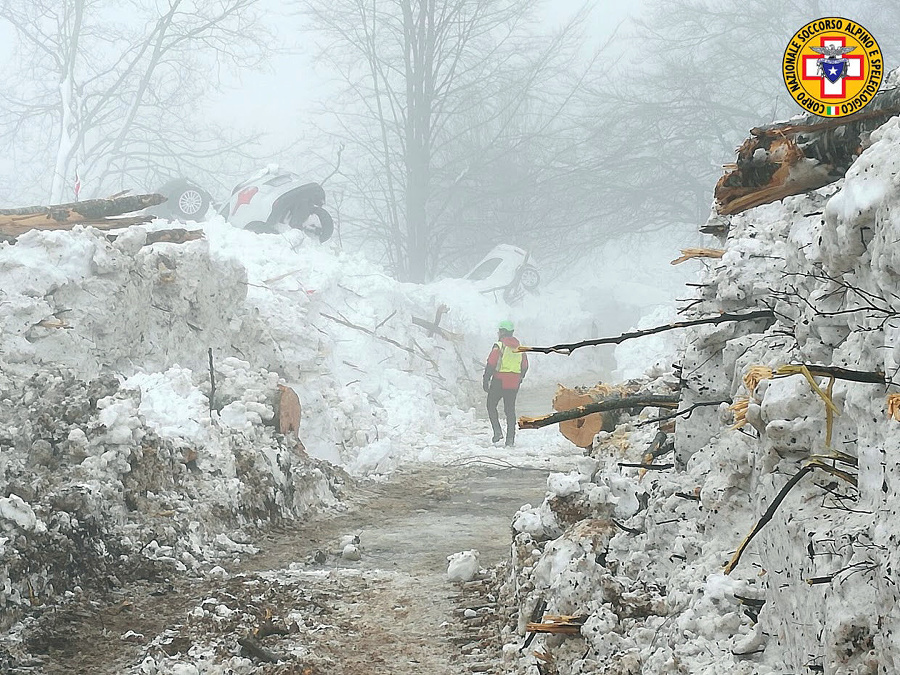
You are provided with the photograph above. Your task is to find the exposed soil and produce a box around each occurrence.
[9,459,575,675]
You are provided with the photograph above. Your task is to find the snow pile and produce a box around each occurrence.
[0,209,592,625]
[500,112,900,673]
[447,549,480,582]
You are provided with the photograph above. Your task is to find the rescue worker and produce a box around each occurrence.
[483,320,528,447]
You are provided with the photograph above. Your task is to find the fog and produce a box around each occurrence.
[1,0,899,321]
[4,4,900,673]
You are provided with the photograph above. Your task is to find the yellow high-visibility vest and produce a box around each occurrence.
[496,342,524,373]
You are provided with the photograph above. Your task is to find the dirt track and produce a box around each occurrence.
[15,461,568,674]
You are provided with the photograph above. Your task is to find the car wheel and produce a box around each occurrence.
[519,265,540,291]
[310,206,334,242]
[158,179,210,221]
[291,206,334,242]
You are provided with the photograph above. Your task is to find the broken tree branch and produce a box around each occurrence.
[777,364,885,385]
[519,310,775,355]
[671,248,725,265]
[618,461,674,470]
[208,348,216,415]
[411,316,461,341]
[724,465,814,574]
[519,394,680,430]
[237,635,280,663]
[525,615,587,635]
[106,228,204,246]
[635,400,729,427]
[321,311,436,367]
[725,458,858,575]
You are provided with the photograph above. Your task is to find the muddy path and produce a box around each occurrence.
[15,459,576,675]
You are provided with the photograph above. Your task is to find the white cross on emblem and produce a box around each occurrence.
[803,38,862,96]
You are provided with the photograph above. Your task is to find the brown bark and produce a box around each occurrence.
[519,394,681,431]
[0,193,165,236]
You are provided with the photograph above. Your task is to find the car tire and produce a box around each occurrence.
[310,206,334,243]
[519,265,540,291]
[158,179,210,221]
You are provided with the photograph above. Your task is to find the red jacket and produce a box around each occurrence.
[484,336,528,390]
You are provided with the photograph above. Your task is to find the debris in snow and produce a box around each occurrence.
[714,85,900,216]
[499,88,900,675]
[341,543,361,561]
[0,193,165,237]
[447,550,480,582]
[670,247,725,265]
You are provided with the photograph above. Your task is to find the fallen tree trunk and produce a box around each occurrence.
[520,310,775,356]
[715,87,900,216]
[552,384,633,447]
[0,193,164,230]
[519,394,680,430]
[1,214,159,239]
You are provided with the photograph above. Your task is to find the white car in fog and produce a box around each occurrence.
[464,244,540,303]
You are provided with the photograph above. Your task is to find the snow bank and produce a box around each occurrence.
[0,208,594,624]
[499,110,900,673]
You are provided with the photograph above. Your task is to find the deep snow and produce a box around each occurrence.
[498,110,900,674]
[0,208,618,641]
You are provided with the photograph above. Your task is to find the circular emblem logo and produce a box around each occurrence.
[782,17,883,118]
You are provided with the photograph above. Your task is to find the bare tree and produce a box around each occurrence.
[301,0,600,282]
[0,0,272,203]
[598,0,900,233]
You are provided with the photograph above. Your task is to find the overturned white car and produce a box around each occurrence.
[220,166,334,242]
[464,244,540,303]
[148,167,335,243]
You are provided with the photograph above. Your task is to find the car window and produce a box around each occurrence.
[265,174,295,187]
[466,258,503,281]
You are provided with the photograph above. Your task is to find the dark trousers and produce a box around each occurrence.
[487,379,518,444]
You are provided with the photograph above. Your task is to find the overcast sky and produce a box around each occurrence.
[0,0,635,198]
[205,0,635,162]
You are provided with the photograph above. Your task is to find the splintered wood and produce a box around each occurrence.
[525,615,587,635]
[0,193,165,237]
[277,384,302,435]
[714,87,900,216]
[887,394,900,421]
[670,248,725,265]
